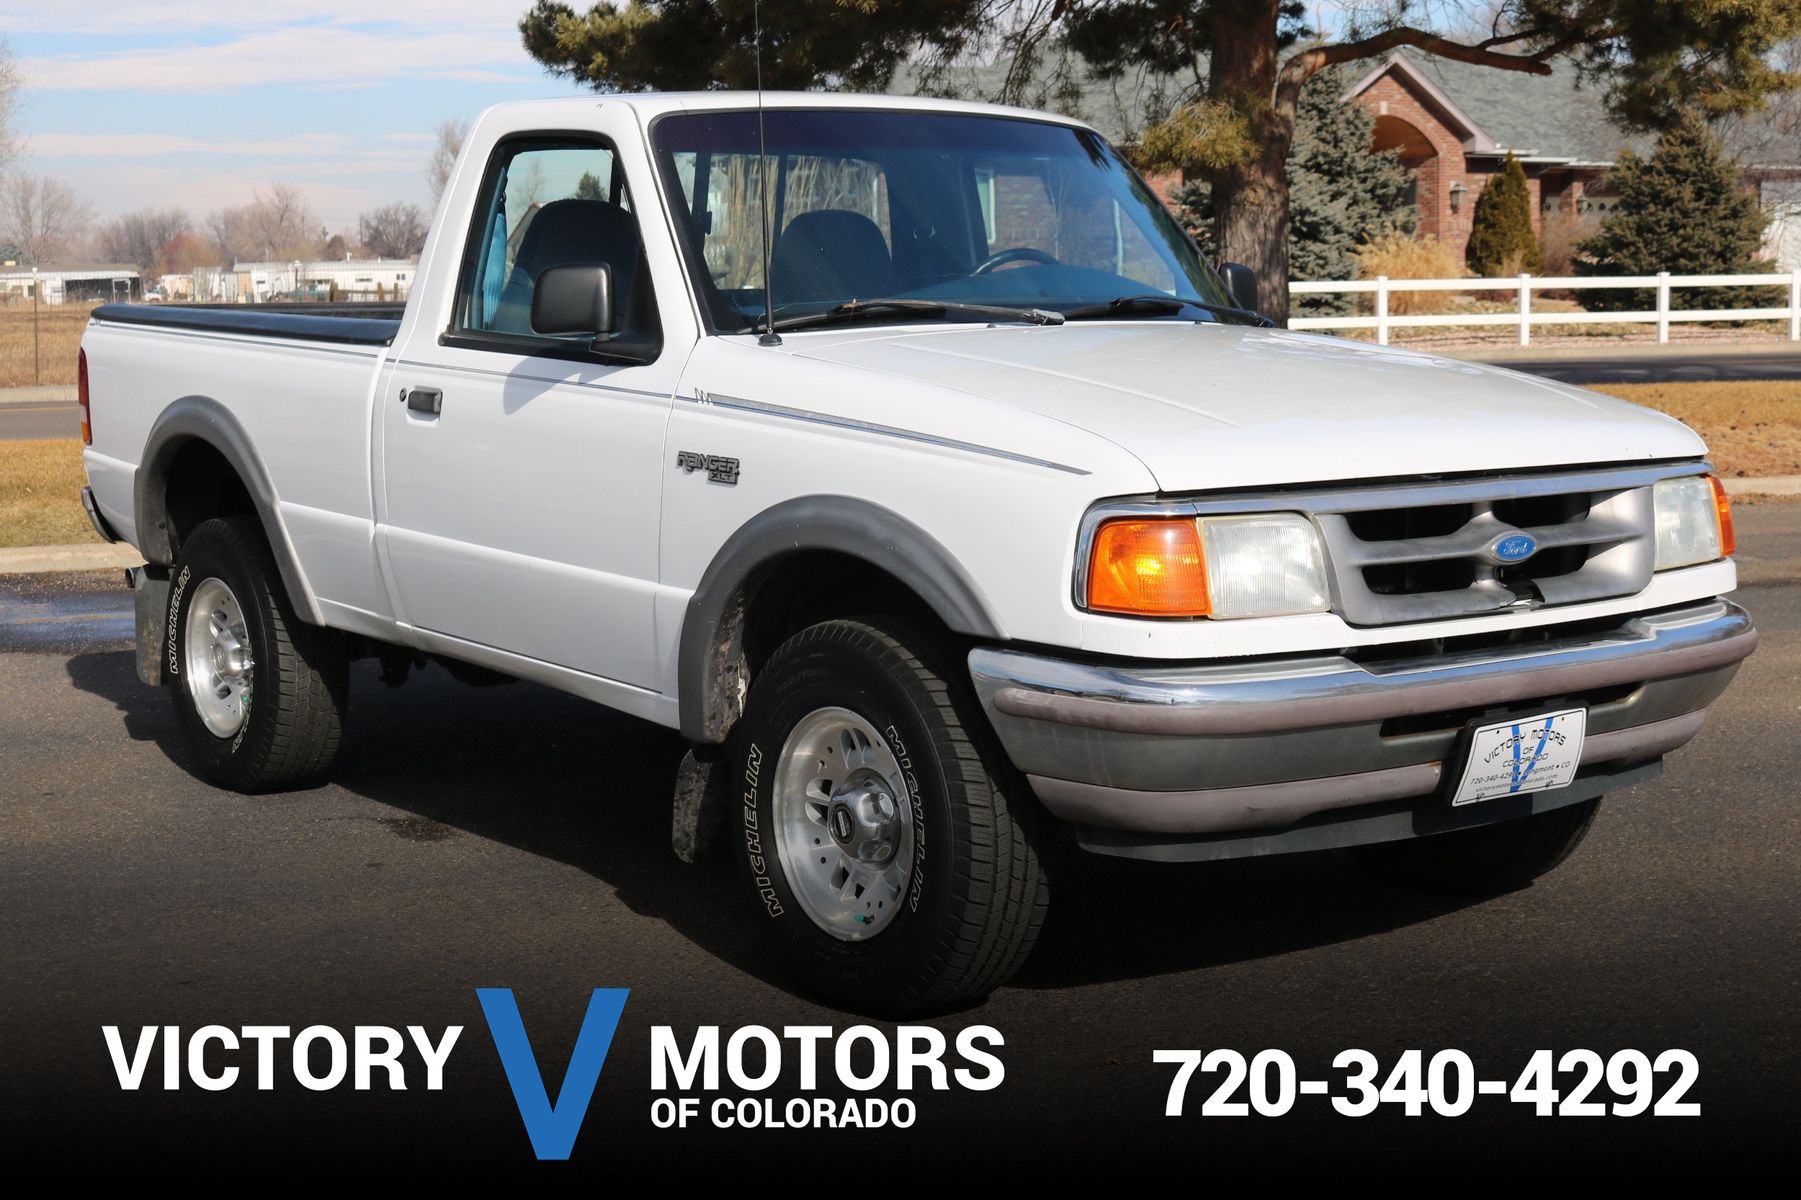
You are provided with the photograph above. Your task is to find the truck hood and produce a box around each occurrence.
[781,322,1706,491]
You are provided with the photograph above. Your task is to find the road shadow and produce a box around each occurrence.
[66,649,186,753]
[66,649,1485,1001]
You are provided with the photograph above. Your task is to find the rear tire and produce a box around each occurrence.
[1351,798,1601,894]
[728,618,1049,1015]
[167,516,347,792]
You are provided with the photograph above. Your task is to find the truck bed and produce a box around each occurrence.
[91,303,401,346]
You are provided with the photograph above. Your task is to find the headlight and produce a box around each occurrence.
[1653,475,1735,570]
[1198,513,1332,618]
[1084,513,1331,619]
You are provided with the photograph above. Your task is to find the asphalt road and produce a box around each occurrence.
[1492,348,1801,386]
[1,509,1796,1176]
[0,401,80,440]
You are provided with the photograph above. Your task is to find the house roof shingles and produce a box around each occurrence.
[1373,49,1651,165]
[900,47,1797,171]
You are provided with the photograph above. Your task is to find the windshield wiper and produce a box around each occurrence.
[1060,294,1274,327]
[767,298,1065,333]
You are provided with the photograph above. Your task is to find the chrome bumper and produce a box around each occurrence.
[80,486,120,544]
[969,600,1756,842]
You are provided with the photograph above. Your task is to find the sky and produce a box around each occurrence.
[1,2,594,231]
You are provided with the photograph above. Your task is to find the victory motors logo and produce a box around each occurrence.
[103,988,627,1161]
[482,989,629,1159]
[102,990,1004,1160]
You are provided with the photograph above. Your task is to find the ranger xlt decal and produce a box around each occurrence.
[675,450,740,486]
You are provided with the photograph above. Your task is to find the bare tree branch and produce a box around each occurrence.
[1,176,96,264]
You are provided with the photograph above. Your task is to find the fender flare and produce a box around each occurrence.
[676,495,1004,743]
[133,395,323,624]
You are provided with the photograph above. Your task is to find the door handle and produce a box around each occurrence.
[404,386,443,415]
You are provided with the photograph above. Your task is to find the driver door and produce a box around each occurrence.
[376,133,677,691]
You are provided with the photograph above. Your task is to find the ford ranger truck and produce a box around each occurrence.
[76,94,1757,1014]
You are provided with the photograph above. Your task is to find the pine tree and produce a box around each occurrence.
[1169,179,1216,259]
[1170,67,1416,315]
[1287,65,1417,314]
[1578,111,1775,310]
[1465,153,1543,277]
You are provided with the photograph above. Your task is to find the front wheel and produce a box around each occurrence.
[729,619,1048,1014]
[167,516,348,792]
[1351,798,1601,894]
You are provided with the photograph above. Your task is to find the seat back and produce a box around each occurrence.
[768,209,893,303]
[493,198,641,334]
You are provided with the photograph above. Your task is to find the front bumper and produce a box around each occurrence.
[969,599,1756,853]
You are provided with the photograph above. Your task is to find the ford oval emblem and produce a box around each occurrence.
[1489,532,1539,565]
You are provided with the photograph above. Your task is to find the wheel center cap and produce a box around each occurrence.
[828,781,900,865]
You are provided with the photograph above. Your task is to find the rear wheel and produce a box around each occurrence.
[729,618,1048,1014]
[1351,798,1601,894]
[167,516,347,792]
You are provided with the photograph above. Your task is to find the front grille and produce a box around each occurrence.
[1307,470,1666,626]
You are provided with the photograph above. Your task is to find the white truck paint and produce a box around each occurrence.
[78,94,1756,1012]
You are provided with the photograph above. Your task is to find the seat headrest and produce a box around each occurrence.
[514,198,639,278]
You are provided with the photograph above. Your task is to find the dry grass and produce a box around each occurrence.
[0,302,100,387]
[1353,232,1469,316]
[1590,380,1801,479]
[0,438,97,547]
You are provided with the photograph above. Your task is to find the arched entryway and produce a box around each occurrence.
[1371,114,1440,239]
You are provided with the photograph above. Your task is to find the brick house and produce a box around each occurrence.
[900,51,1801,272]
[1344,51,1638,260]
[1347,51,1801,270]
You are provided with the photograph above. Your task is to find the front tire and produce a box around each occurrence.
[1351,798,1601,894]
[729,618,1048,1014]
[167,516,347,792]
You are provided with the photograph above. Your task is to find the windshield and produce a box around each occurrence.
[651,108,1236,331]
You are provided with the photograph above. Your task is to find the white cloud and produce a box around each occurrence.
[18,25,540,93]
[49,156,428,228]
[0,1,521,36]
[28,132,361,158]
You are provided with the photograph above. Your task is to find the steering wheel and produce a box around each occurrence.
[973,247,1060,275]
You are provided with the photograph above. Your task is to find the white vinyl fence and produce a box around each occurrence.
[1288,271,1801,346]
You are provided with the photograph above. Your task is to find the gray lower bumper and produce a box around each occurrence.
[969,600,1756,842]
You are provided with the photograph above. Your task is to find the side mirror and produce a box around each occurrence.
[531,262,615,338]
[1220,261,1259,312]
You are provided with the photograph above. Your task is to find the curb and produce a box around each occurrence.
[0,543,143,575]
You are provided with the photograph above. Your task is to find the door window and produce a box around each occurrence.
[455,139,655,344]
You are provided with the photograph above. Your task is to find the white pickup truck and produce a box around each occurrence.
[79,93,1756,1013]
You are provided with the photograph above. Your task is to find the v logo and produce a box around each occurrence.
[478,988,630,1160]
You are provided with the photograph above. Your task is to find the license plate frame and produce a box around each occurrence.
[1445,707,1588,807]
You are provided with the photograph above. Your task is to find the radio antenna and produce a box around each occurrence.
[754,0,781,346]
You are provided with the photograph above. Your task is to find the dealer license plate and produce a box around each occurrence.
[1448,708,1587,807]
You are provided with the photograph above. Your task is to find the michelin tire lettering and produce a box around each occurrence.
[886,723,928,912]
[166,564,190,678]
[741,743,783,917]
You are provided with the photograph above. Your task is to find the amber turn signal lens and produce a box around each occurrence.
[77,348,92,447]
[1708,475,1735,558]
[1087,518,1210,616]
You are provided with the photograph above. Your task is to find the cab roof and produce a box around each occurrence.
[473,91,1099,133]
